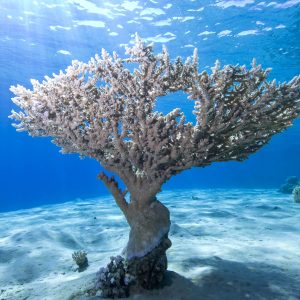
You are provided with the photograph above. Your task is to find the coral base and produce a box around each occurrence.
[95,236,171,298]
[127,235,172,290]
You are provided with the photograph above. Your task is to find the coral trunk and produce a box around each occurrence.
[124,198,171,289]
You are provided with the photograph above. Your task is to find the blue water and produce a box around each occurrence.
[0,0,299,212]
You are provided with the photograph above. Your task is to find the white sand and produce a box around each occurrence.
[0,189,299,300]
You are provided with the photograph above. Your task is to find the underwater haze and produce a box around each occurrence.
[0,0,299,211]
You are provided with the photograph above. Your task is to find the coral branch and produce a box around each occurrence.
[98,172,128,217]
[10,35,300,195]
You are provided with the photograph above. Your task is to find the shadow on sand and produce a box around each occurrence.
[171,256,300,300]
[77,256,299,300]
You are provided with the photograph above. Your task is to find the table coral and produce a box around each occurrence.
[10,35,300,296]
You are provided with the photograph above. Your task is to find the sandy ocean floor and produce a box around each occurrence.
[0,189,299,300]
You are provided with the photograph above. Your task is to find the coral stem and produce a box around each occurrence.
[98,172,129,218]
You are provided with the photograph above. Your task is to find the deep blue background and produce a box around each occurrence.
[0,0,299,212]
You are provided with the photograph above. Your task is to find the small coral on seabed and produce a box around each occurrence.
[72,250,89,272]
[293,186,300,203]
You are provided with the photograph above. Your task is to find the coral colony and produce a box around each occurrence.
[293,186,300,203]
[72,250,89,272]
[10,35,300,297]
[279,176,300,194]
